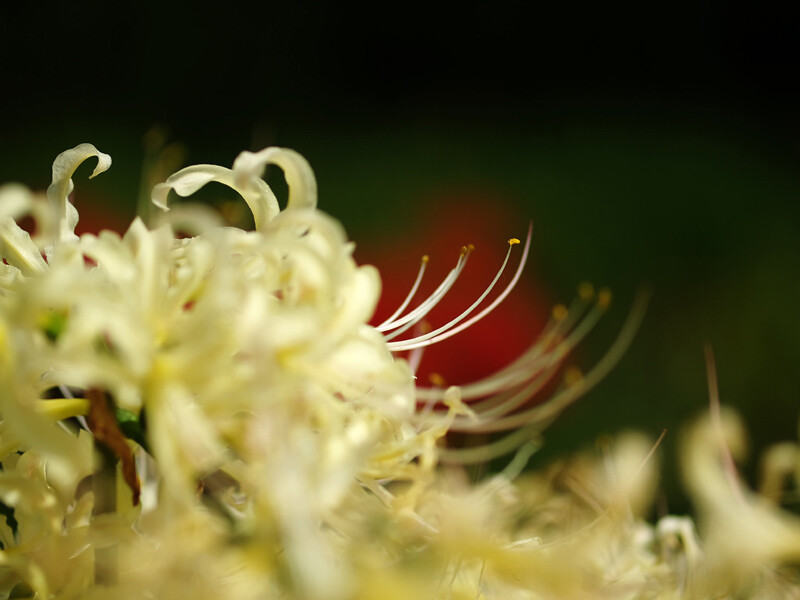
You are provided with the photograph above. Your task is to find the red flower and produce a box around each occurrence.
[355,191,550,388]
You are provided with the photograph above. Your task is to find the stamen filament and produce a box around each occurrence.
[437,424,542,464]
[448,288,649,434]
[387,223,532,352]
[376,255,429,331]
[381,247,472,338]
[413,284,604,404]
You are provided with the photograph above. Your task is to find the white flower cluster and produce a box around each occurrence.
[0,144,798,599]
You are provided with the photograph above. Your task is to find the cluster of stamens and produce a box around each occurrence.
[380,224,647,463]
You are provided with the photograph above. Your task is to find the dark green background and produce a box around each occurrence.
[2,1,799,511]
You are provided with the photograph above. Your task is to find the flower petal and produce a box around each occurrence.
[45,143,111,249]
[232,147,317,212]
[0,216,47,275]
[151,164,280,231]
[0,183,36,220]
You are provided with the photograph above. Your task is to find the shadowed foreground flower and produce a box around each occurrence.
[0,144,798,599]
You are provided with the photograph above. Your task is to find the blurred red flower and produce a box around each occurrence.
[355,191,550,389]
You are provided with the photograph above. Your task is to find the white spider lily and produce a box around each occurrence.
[1,141,792,600]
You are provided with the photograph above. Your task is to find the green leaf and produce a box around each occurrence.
[115,407,149,453]
[40,310,68,342]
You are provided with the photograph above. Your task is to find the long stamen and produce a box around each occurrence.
[407,322,430,375]
[387,223,532,352]
[379,221,646,465]
[381,246,473,339]
[376,255,429,331]
[430,289,649,444]
[413,284,603,407]
[463,289,603,401]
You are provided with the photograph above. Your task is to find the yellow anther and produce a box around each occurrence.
[563,366,584,387]
[508,237,520,246]
[428,372,448,388]
[578,282,595,302]
[421,255,430,264]
[419,321,432,334]
[552,304,569,322]
[597,287,612,309]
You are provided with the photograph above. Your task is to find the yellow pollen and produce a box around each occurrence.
[428,372,448,388]
[597,287,612,309]
[578,282,595,302]
[508,237,520,246]
[552,304,569,322]
[421,255,430,264]
[563,366,584,387]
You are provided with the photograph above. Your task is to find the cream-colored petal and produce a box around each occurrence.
[45,143,111,248]
[0,387,88,492]
[151,164,279,231]
[0,216,47,275]
[332,264,381,333]
[0,183,36,220]
[682,408,800,568]
[232,147,317,212]
[150,202,227,235]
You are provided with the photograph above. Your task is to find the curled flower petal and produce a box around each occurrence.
[232,146,317,212]
[0,216,47,276]
[151,164,280,231]
[45,143,111,250]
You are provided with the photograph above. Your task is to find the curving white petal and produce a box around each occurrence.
[45,143,111,250]
[150,201,227,235]
[0,216,47,275]
[232,146,317,212]
[151,164,280,231]
[0,183,36,220]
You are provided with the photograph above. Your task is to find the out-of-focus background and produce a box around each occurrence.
[2,1,799,512]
